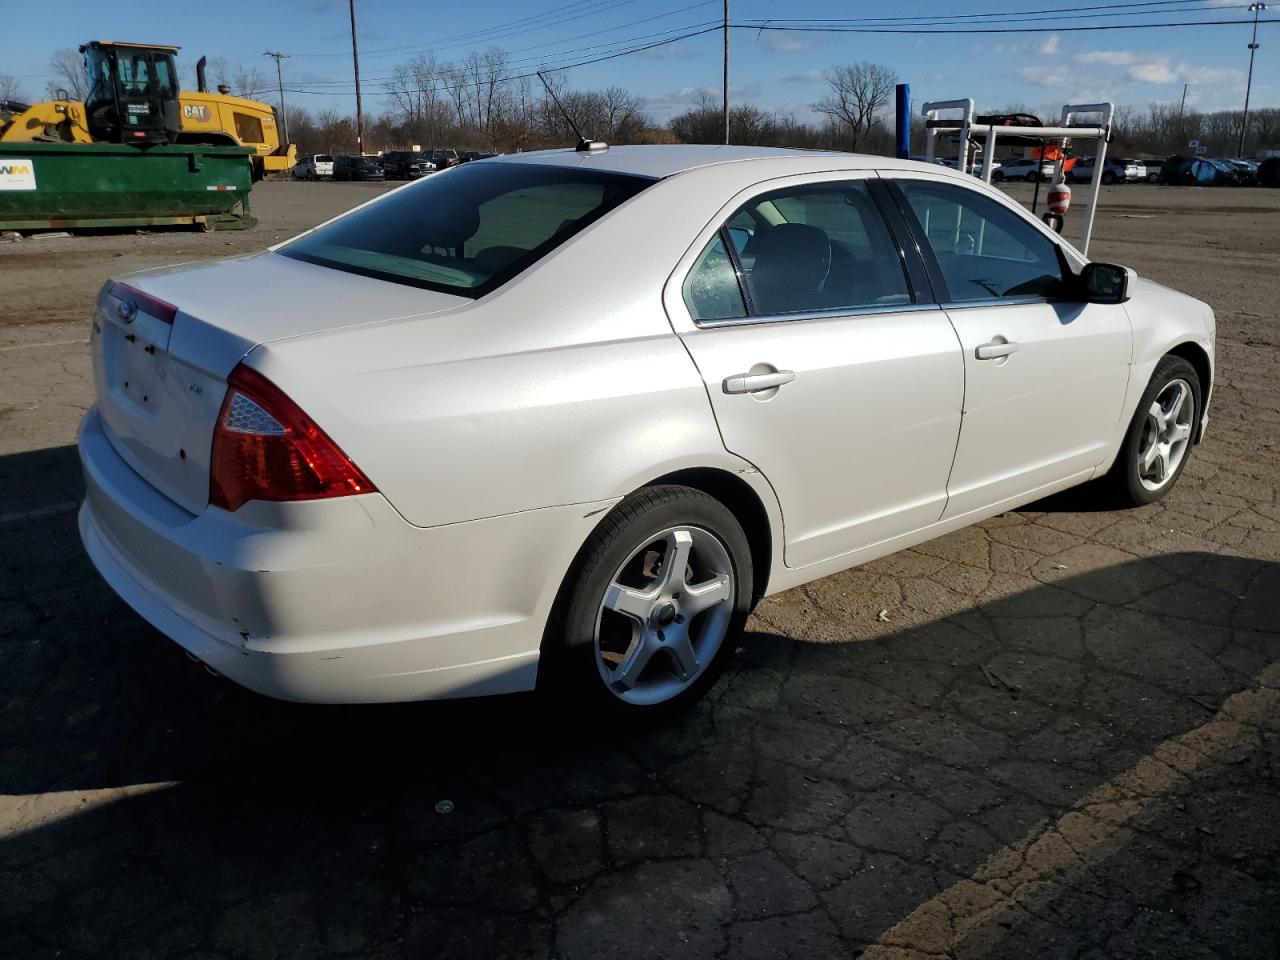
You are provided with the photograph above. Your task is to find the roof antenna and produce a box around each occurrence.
[537,70,608,154]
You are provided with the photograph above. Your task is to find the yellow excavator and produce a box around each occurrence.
[0,41,296,178]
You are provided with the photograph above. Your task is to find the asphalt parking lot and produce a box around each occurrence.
[2,179,1278,959]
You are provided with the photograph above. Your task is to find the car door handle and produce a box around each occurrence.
[723,370,796,394]
[975,340,1020,360]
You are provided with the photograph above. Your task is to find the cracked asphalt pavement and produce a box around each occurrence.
[1,182,1278,958]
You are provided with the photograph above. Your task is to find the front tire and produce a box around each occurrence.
[1102,171,1117,185]
[541,485,753,720]
[1106,356,1201,506]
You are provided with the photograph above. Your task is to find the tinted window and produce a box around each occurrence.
[316,155,332,162]
[897,180,1064,302]
[281,162,652,297]
[733,182,910,316]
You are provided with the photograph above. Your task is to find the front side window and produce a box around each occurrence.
[683,180,911,322]
[896,180,1064,303]
[281,163,652,296]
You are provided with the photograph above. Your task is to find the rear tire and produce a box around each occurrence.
[540,485,753,721]
[1102,171,1117,185]
[1104,356,1201,506]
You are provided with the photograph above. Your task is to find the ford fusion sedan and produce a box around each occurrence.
[78,145,1215,718]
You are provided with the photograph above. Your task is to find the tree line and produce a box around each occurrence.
[4,49,1277,160]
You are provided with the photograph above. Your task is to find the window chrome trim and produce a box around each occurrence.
[695,301,943,329]
[938,295,1053,310]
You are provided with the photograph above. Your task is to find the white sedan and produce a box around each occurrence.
[78,145,1214,717]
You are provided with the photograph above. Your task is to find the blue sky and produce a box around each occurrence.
[2,0,1275,121]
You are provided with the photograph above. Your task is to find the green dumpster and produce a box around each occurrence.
[0,142,256,231]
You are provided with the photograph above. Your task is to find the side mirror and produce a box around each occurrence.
[1081,262,1136,304]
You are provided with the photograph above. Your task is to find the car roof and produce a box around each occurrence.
[488,144,929,179]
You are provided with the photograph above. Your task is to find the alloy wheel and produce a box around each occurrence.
[593,526,735,706]
[1137,378,1194,492]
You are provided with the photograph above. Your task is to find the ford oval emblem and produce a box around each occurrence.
[117,299,138,323]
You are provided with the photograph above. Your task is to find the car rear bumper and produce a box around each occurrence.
[78,406,614,703]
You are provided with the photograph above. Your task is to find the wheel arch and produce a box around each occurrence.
[1165,339,1212,442]
[645,467,775,603]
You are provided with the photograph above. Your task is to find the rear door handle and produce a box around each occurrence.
[723,369,796,394]
[975,340,1020,360]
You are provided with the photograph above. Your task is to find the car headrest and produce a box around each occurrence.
[432,206,481,249]
[749,223,832,315]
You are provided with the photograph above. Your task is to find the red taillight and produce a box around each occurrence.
[106,281,178,325]
[209,364,376,512]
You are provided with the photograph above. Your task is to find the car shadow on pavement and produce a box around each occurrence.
[1,446,1278,959]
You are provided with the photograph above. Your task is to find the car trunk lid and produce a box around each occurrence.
[90,252,468,514]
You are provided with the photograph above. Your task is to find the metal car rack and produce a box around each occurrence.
[920,98,1115,255]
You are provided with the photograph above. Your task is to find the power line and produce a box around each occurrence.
[286,17,721,88]
[742,0,1233,25]
[292,0,642,59]
[282,24,723,96]
[277,8,1277,100]
[741,4,1248,31]
[738,16,1276,35]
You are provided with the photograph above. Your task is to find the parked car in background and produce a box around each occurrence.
[291,154,334,180]
[1069,157,1147,185]
[1161,155,1196,185]
[459,151,496,163]
[77,145,1214,718]
[381,151,434,180]
[1259,156,1280,188]
[1222,158,1258,185]
[428,148,461,170]
[332,155,385,181]
[938,156,997,177]
[1141,159,1163,183]
[992,157,1055,182]
[1189,158,1240,186]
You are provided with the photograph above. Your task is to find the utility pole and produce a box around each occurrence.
[722,0,729,144]
[264,51,289,145]
[1239,2,1266,157]
[1177,82,1188,143]
[349,0,365,153]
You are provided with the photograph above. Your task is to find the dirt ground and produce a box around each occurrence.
[1,178,1278,959]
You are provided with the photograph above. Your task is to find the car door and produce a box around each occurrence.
[665,173,965,569]
[887,175,1132,519]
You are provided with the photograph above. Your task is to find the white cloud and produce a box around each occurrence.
[1129,62,1179,83]
[1038,35,1060,56]
[759,32,812,53]
[780,69,825,86]
[1077,50,1141,65]
[1016,66,1073,87]
[1075,49,1245,90]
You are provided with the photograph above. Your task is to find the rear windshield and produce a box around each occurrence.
[279,162,653,297]
[316,154,332,162]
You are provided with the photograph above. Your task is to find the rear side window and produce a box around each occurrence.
[896,180,1064,303]
[280,163,652,297]
[683,235,747,322]
[685,180,910,322]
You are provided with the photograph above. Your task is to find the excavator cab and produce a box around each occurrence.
[80,41,182,145]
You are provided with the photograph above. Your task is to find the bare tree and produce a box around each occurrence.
[45,48,87,100]
[813,62,897,151]
[0,73,27,102]
[206,58,270,100]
